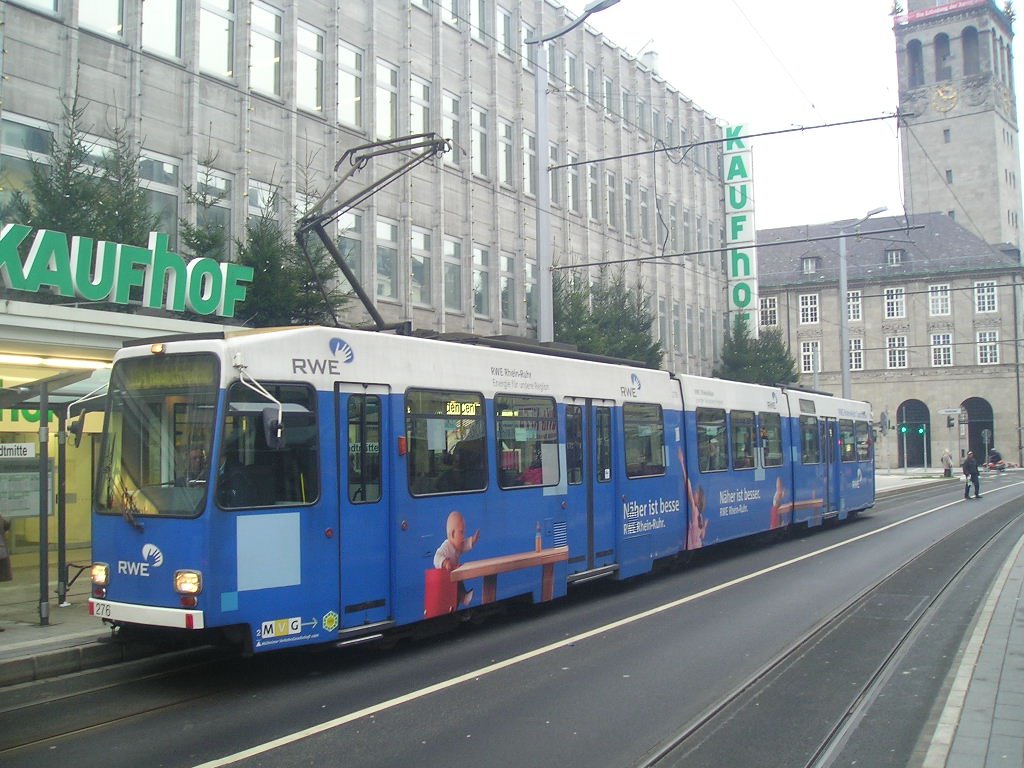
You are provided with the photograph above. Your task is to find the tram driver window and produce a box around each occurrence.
[731,410,756,470]
[696,407,728,472]
[624,403,666,478]
[406,389,487,495]
[800,415,820,464]
[496,394,559,488]
[839,419,856,463]
[217,383,319,509]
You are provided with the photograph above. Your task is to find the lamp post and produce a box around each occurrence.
[839,205,887,399]
[527,0,621,343]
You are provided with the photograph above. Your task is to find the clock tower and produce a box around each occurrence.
[895,0,1022,253]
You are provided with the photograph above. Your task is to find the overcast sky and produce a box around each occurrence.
[562,0,1021,230]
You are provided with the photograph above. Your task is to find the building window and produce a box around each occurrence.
[884,287,906,319]
[410,76,431,135]
[470,0,489,42]
[669,203,679,251]
[603,77,616,114]
[605,171,618,229]
[410,228,432,306]
[80,0,123,38]
[566,152,581,214]
[672,302,682,353]
[847,290,862,321]
[497,6,514,58]
[250,3,282,97]
[621,89,633,124]
[686,306,695,352]
[639,186,651,241]
[943,128,952,143]
[444,239,463,312]
[799,293,819,325]
[498,119,514,187]
[338,211,363,281]
[142,0,181,58]
[564,51,578,92]
[524,257,537,326]
[586,66,598,104]
[199,0,234,79]
[247,179,280,221]
[0,114,52,212]
[977,331,999,364]
[849,338,864,372]
[801,340,820,374]
[931,333,953,367]
[975,280,998,312]
[946,169,954,184]
[443,92,462,166]
[802,257,817,274]
[886,336,908,369]
[885,248,904,266]
[375,60,399,140]
[195,165,233,260]
[623,179,635,237]
[376,218,399,300]
[588,166,600,221]
[929,284,951,316]
[139,152,180,247]
[500,252,516,322]
[297,24,324,113]
[548,143,560,207]
[760,296,778,327]
[471,106,489,177]
[523,130,536,195]
[637,98,648,134]
[338,42,364,128]
[521,23,536,70]
[473,245,490,316]
[442,0,461,27]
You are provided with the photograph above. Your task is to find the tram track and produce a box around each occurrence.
[638,497,1024,768]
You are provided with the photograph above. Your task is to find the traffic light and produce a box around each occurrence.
[947,416,956,428]
[917,424,927,435]
[899,423,908,434]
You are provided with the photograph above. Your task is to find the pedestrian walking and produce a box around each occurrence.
[941,449,953,478]
[962,451,981,499]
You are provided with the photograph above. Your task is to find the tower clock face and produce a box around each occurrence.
[932,84,958,113]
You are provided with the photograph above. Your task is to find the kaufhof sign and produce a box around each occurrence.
[723,125,758,334]
[1,225,253,318]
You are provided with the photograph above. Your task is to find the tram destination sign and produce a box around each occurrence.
[0,224,253,318]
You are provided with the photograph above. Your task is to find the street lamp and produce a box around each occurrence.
[839,205,887,399]
[527,0,621,343]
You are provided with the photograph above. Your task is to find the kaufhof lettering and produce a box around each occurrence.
[0,224,253,318]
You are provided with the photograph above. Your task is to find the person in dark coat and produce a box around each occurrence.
[962,451,981,499]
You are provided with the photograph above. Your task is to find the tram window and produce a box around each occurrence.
[566,405,584,485]
[731,410,756,470]
[624,403,666,478]
[800,415,820,464]
[839,419,856,463]
[696,407,728,473]
[406,389,486,495]
[218,383,319,509]
[759,412,783,467]
[348,395,381,503]
[496,394,559,488]
[596,407,612,482]
[855,420,871,461]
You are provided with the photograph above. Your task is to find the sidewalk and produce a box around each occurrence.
[0,471,1019,768]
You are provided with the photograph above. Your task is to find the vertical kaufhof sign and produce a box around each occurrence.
[724,125,757,334]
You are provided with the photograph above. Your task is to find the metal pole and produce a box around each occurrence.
[57,410,68,606]
[37,385,50,626]
[839,231,850,399]
[535,56,553,343]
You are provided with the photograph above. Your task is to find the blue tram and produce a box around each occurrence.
[89,327,874,652]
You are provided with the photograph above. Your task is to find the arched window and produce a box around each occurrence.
[935,33,952,80]
[908,39,925,87]
[962,27,980,76]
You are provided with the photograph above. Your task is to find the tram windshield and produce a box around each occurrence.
[96,353,219,519]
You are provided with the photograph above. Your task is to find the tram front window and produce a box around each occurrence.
[96,353,219,518]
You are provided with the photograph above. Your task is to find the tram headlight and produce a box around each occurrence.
[174,570,203,595]
[91,562,110,587]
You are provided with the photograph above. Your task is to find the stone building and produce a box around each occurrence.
[0,0,731,376]
[757,213,1024,468]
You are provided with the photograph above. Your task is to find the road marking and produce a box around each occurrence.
[193,484,1023,767]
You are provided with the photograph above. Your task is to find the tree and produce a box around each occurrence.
[713,315,798,385]
[554,268,663,368]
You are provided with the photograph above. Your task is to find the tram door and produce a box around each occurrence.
[824,418,842,515]
[336,383,392,628]
[565,399,616,575]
